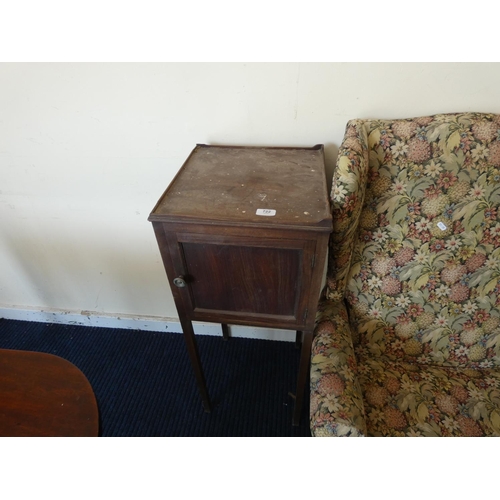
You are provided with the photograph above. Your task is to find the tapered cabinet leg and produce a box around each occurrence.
[180,317,211,413]
[292,330,313,426]
[295,330,302,349]
[221,324,230,341]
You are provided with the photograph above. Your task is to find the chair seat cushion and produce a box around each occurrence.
[356,355,500,436]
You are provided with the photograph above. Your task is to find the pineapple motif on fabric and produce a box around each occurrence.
[311,113,500,437]
[342,114,500,370]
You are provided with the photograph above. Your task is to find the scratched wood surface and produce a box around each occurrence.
[149,144,331,229]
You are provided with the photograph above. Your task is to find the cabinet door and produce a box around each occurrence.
[182,241,299,316]
[165,231,317,329]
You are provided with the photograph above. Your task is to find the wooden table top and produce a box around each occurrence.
[0,349,99,437]
[149,144,332,231]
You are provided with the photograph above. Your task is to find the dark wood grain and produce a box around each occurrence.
[149,145,332,426]
[182,242,300,316]
[0,349,99,437]
[160,225,319,330]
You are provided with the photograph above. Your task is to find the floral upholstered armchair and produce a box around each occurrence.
[310,112,500,436]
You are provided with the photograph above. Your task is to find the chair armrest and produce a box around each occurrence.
[310,299,367,436]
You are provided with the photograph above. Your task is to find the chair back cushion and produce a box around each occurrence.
[330,113,500,369]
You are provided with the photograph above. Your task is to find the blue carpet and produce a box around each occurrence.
[0,319,311,436]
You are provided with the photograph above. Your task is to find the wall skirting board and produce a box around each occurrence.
[0,306,296,342]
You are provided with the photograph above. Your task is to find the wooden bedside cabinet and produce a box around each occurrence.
[148,144,332,426]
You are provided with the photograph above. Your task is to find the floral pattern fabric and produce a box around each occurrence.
[357,356,500,436]
[310,300,367,436]
[311,113,500,436]
[326,119,370,303]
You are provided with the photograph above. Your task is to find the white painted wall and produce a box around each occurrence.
[2,63,500,336]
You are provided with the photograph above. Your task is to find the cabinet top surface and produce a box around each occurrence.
[149,144,332,230]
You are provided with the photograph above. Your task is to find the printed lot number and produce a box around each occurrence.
[256,209,276,216]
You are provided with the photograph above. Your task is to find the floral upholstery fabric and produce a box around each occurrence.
[310,300,367,436]
[358,356,500,436]
[325,119,370,303]
[311,112,500,436]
